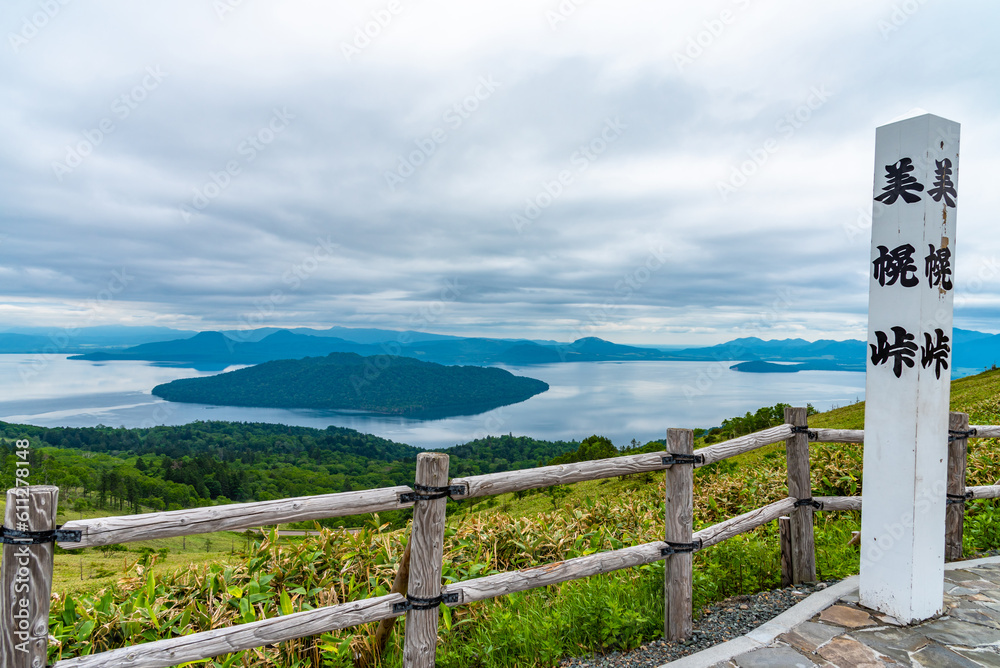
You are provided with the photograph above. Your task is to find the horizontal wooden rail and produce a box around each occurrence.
[697,497,796,548]
[443,497,797,605]
[52,593,404,668]
[58,486,415,549]
[444,540,667,605]
[452,451,671,499]
[815,495,862,511]
[695,424,794,467]
[810,429,864,443]
[968,485,1000,500]
[805,425,999,444]
[452,425,795,498]
[808,487,1000,511]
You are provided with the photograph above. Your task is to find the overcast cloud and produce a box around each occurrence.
[2,0,998,345]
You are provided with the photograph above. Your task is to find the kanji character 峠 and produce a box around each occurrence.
[870,326,918,378]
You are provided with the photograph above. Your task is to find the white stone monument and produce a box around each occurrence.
[860,112,960,623]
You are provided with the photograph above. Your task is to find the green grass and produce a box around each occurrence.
[718,367,1000,470]
[0,497,274,596]
[53,535,246,596]
[805,366,1000,429]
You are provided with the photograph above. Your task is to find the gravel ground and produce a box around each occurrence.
[558,580,839,668]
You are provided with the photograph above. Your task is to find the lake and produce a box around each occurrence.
[0,354,868,449]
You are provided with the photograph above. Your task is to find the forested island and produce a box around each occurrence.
[151,352,548,417]
[729,360,860,373]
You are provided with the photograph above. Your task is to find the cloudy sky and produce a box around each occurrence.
[2,0,998,346]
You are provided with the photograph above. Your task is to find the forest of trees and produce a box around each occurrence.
[706,402,817,442]
[151,352,549,417]
[0,421,579,525]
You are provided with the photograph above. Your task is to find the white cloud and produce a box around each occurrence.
[0,0,998,343]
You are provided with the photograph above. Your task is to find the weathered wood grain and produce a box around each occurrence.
[694,424,794,467]
[807,426,996,442]
[452,451,671,499]
[815,496,862,511]
[403,453,449,668]
[1,486,59,668]
[695,497,798,550]
[453,424,795,498]
[778,516,792,588]
[442,541,669,605]
[785,407,816,584]
[664,428,693,641]
[52,594,403,668]
[57,486,413,549]
[444,498,797,606]
[810,429,865,443]
[946,412,969,562]
[814,428,1000,443]
[967,485,1000,500]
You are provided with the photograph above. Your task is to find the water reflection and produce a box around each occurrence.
[0,355,867,449]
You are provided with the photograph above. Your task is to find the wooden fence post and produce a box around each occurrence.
[1,486,60,668]
[778,516,793,588]
[664,428,694,641]
[784,407,816,583]
[402,453,449,668]
[946,411,969,561]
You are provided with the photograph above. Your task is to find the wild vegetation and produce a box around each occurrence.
[13,368,1000,666]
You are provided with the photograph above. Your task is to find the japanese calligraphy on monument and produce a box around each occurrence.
[861,113,961,623]
[874,156,958,209]
[928,158,957,207]
[870,326,917,378]
[874,157,924,204]
[924,244,953,290]
[873,243,919,287]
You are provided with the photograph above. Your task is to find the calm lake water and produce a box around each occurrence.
[0,354,867,449]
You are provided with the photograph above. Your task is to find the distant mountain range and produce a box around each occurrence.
[151,352,549,418]
[0,326,200,353]
[67,329,870,368]
[0,324,995,374]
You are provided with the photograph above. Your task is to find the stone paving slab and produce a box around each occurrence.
[851,626,930,664]
[732,646,817,667]
[818,604,877,628]
[659,556,1000,668]
[814,635,887,666]
[780,621,841,654]
[952,647,1000,667]
[920,616,1000,647]
[910,642,983,667]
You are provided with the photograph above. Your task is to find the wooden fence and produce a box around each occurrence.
[2,408,999,668]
